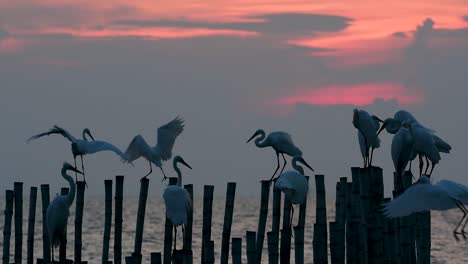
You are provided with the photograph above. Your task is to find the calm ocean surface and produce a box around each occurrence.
[1,196,467,264]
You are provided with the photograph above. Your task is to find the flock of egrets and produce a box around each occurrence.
[26,109,468,261]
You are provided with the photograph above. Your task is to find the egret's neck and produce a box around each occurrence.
[174,162,182,187]
[255,130,268,148]
[292,159,305,175]
[61,169,76,207]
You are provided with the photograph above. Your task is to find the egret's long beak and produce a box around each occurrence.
[299,157,315,172]
[246,132,258,143]
[88,132,95,141]
[180,159,192,170]
[70,167,83,175]
[374,116,384,123]
[377,121,388,136]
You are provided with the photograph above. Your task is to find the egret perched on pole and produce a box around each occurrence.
[352,109,383,167]
[383,175,468,240]
[274,156,314,227]
[124,116,184,181]
[163,156,192,250]
[391,123,416,189]
[27,126,129,185]
[246,129,304,182]
[46,162,83,261]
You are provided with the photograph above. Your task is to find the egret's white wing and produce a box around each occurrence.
[412,125,440,163]
[383,183,456,218]
[155,117,184,161]
[353,110,380,148]
[270,131,302,156]
[46,196,69,247]
[437,180,468,204]
[391,128,413,175]
[433,135,452,153]
[358,131,367,158]
[163,186,192,225]
[124,135,152,163]
[27,125,76,143]
[275,171,308,204]
[81,140,129,161]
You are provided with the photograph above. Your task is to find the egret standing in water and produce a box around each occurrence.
[47,162,83,261]
[124,116,184,181]
[247,129,304,182]
[383,175,468,240]
[163,156,192,250]
[352,109,383,167]
[28,126,129,185]
[274,156,314,227]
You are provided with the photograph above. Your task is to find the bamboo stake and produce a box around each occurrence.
[280,195,292,264]
[293,226,304,264]
[102,180,113,264]
[26,187,37,264]
[201,185,214,263]
[183,184,194,264]
[246,231,257,264]
[256,181,270,263]
[313,174,328,264]
[231,238,242,264]
[150,252,162,264]
[221,182,237,264]
[2,190,14,264]
[40,184,51,263]
[60,187,69,262]
[14,182,23,264]
[74,181,86,264]
[205,241,215,264]
[267,232,278,264]
[133,177,149,263]
[163,177,178,264]
[114,175,124,264]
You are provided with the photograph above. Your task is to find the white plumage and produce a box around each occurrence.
[352,109,382,167]
[163,156,192,250]
[46,162,82,261]
[247,129,304,181]
[391,126,416,183]
[383,175,468,240]
[28,126,128,184]
[125,116,184,181]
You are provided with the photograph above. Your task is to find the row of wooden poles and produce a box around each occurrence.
[2,167,431,264]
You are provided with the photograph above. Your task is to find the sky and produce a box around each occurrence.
[1,0,468,198]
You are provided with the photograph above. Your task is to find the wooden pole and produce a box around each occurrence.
[221,182,237,264]
[345,179,358,264]
[267,232,278,264]
[26,187,37,264]
[40,184,51,263]
[201,185,214,263]
[183,184,194,264]
[2,190,14,264]
[280,195,292,264]
[246,231,257,264]
[329,222,338,264]
[416,211,430,264]
[14,182,23,264]
[59,187,69,262]
[313,174,328,264]
[102,179,113,264]
[382,198,395,264]
[114,175,124,264]
[270,188,281,264]
[358,168,369,264]
[366,167,384,264]
[74,181,86,264]
[334,178,347,264]
[293,226,304,264]
[231,238,242,264]
[150,252,162,264]
[133,177,149,263]
[205,241,215,264]
[171,250,184,264]
[163,177,178,264]
[256,180,270,263]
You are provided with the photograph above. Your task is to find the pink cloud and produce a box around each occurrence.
[276,83,424,107]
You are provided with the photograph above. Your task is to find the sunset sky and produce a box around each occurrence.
[1,0,468,196]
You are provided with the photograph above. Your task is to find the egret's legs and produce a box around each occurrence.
[461,204,468,239]
[454,201,467,241]
[369,147,375,168]
[160,166,168,182]
[141,161,153,181]
[418,154,424,177]
[268,151,281,182]
[428,163,436,177]
[279,153,288,175]
[51,245,54,263]
[173,226,177,251]
[74,158,78,182]
[80,155,88,188]
[424,156,430,175]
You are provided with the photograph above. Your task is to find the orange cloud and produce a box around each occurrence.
[276,83,424,107]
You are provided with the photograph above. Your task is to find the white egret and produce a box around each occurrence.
[391,124,416,189]
[27,126,129,185]
[47,162,83,261]
[124,116,184,181]
[274,156,314,226]
[352,109,383,167]
[163,156,192,250]
[247,129,304,182]
[383,175,468,240]
[405,121,441,177]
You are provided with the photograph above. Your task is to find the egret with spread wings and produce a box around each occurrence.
[124,116,184,181]
[27,126,129,185]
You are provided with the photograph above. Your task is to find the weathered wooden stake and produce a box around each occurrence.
[40,184,51,263]
[201,185,214,263]
[163,177,178,264]
[205,241,215,264]
[246,231,257,264]
[183,184,194,264]
[102,180,113,264]
[358,168,369,264]
[74,181,86,264]
[366,167,384,264]
[267,232,278,264]
[26,187,37,264]
[221,182,237,264]
[256,180,270,263]
[346,179,359,264]
[313,174,328,264]
[293,226,304,264]
[150,252,162,264]
[334,177,347,264]
[329,222,339,264]
[2,190,14,264]
[59,187,69,262]
[270,188,281,264]
[280,195,292,264]
[133,177,149,263]
[416,211,431,264]
[14,182,23,264]
[114,175,124,264]
[231,238,242,264]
